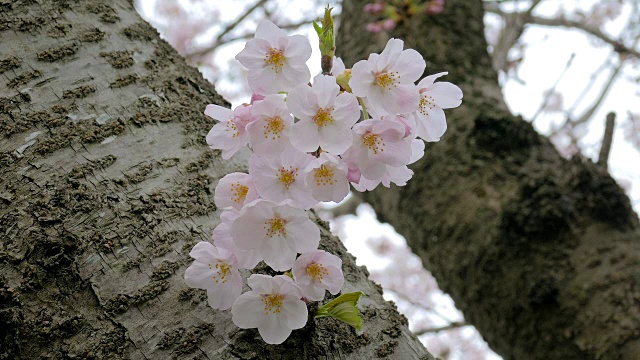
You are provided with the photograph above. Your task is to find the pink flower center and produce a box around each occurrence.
[264,116,285,140]
[313,108,334,127]
[419,94,436,116]
[262,294,284,314]
[208,261,231,284]
[306,263,329,282]
[313,164,335,186]
[231,181,249,204]
[264,216,287,237]
[264,48,286,73]
[362,132,385,154]
[277,166,298,189]
[374,71,399,90]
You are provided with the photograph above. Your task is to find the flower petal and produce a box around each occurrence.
[205,104,234,121]
[255,19,287,46]
[395,48,426,83]
[286,84,316,119]
[318,123,353,155]
[313,74,340,109]
[350,60,374,97]
[291,120,321,153]
[287,218,320,253]
[284,34,312,63]
[416,107,447,142]
[280,296,308,329]
[232,291,267,328]
[417,71,448,89]
[206,270,242,310]
[429,82,463,109]
[258,314,292,344]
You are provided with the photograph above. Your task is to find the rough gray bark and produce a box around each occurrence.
[338,1,640,359]
[0,1,434,359]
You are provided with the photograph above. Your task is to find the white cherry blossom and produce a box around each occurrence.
[231,274,307,344]
[247,94,294,156]
[230,200,320,271]
[235,19,312,95]
[288,74,360,154]
[184,242,243,310]
[305,153,350,203]
[342,119,412,180]
[213,210,262,269]
[249,150,317,209]
[292,250,344,301]
[411,72,463,142]
[214,172,260,211]
[349,38,425,116]
[205,104,255,160]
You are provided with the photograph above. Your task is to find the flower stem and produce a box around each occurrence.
[358,97,369,120]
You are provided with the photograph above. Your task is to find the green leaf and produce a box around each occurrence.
[315,291,365,330]
[312,20,322,38]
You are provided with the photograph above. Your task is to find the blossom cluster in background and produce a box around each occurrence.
[184,18,462,344]
[363,0,445,33]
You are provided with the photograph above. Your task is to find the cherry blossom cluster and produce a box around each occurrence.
[184,17,462,345]
[364,0,445,33]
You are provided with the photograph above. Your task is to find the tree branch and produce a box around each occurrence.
[413,322,469,336]
[527,15,640,58]
[597,112,616,169]
[185,0,268,60]
[530,53,575,123]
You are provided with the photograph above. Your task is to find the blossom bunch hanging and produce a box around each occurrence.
[185,9,462,345]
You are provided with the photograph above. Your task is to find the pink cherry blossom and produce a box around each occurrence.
[410,72,463,142]
[247,94,294,155]
[350,38,425,116]
[292,250,344,301]
[231,274,307,344]
[235,20,312,95]
[352,138,424,191]
[184,242,243,310]
[249,150,317,209]
[288,75,360,154]
[305,153,350,203]
[213,210,262,269]
[342,119,412,180]
[214,172,260,211]
[205,104,255,160]
[230,200,320,271]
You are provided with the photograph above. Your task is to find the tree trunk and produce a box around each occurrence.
[337,1,640,359]
[0,1,434,359]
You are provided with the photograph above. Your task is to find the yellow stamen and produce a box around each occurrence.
[277,166,298,189]
[208,261,231,284]
[264,48,286,73]
[262,294,284,315]
[264,217,287,237]
[224,119,240,138]
[374,71,399,90]
[313,164,335,186]
[362,132,385,154]
[306,263,329,282]
[419,94,436,116]
[231,181,249,204]
[313,108,334,127]
[264,116,285,140]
